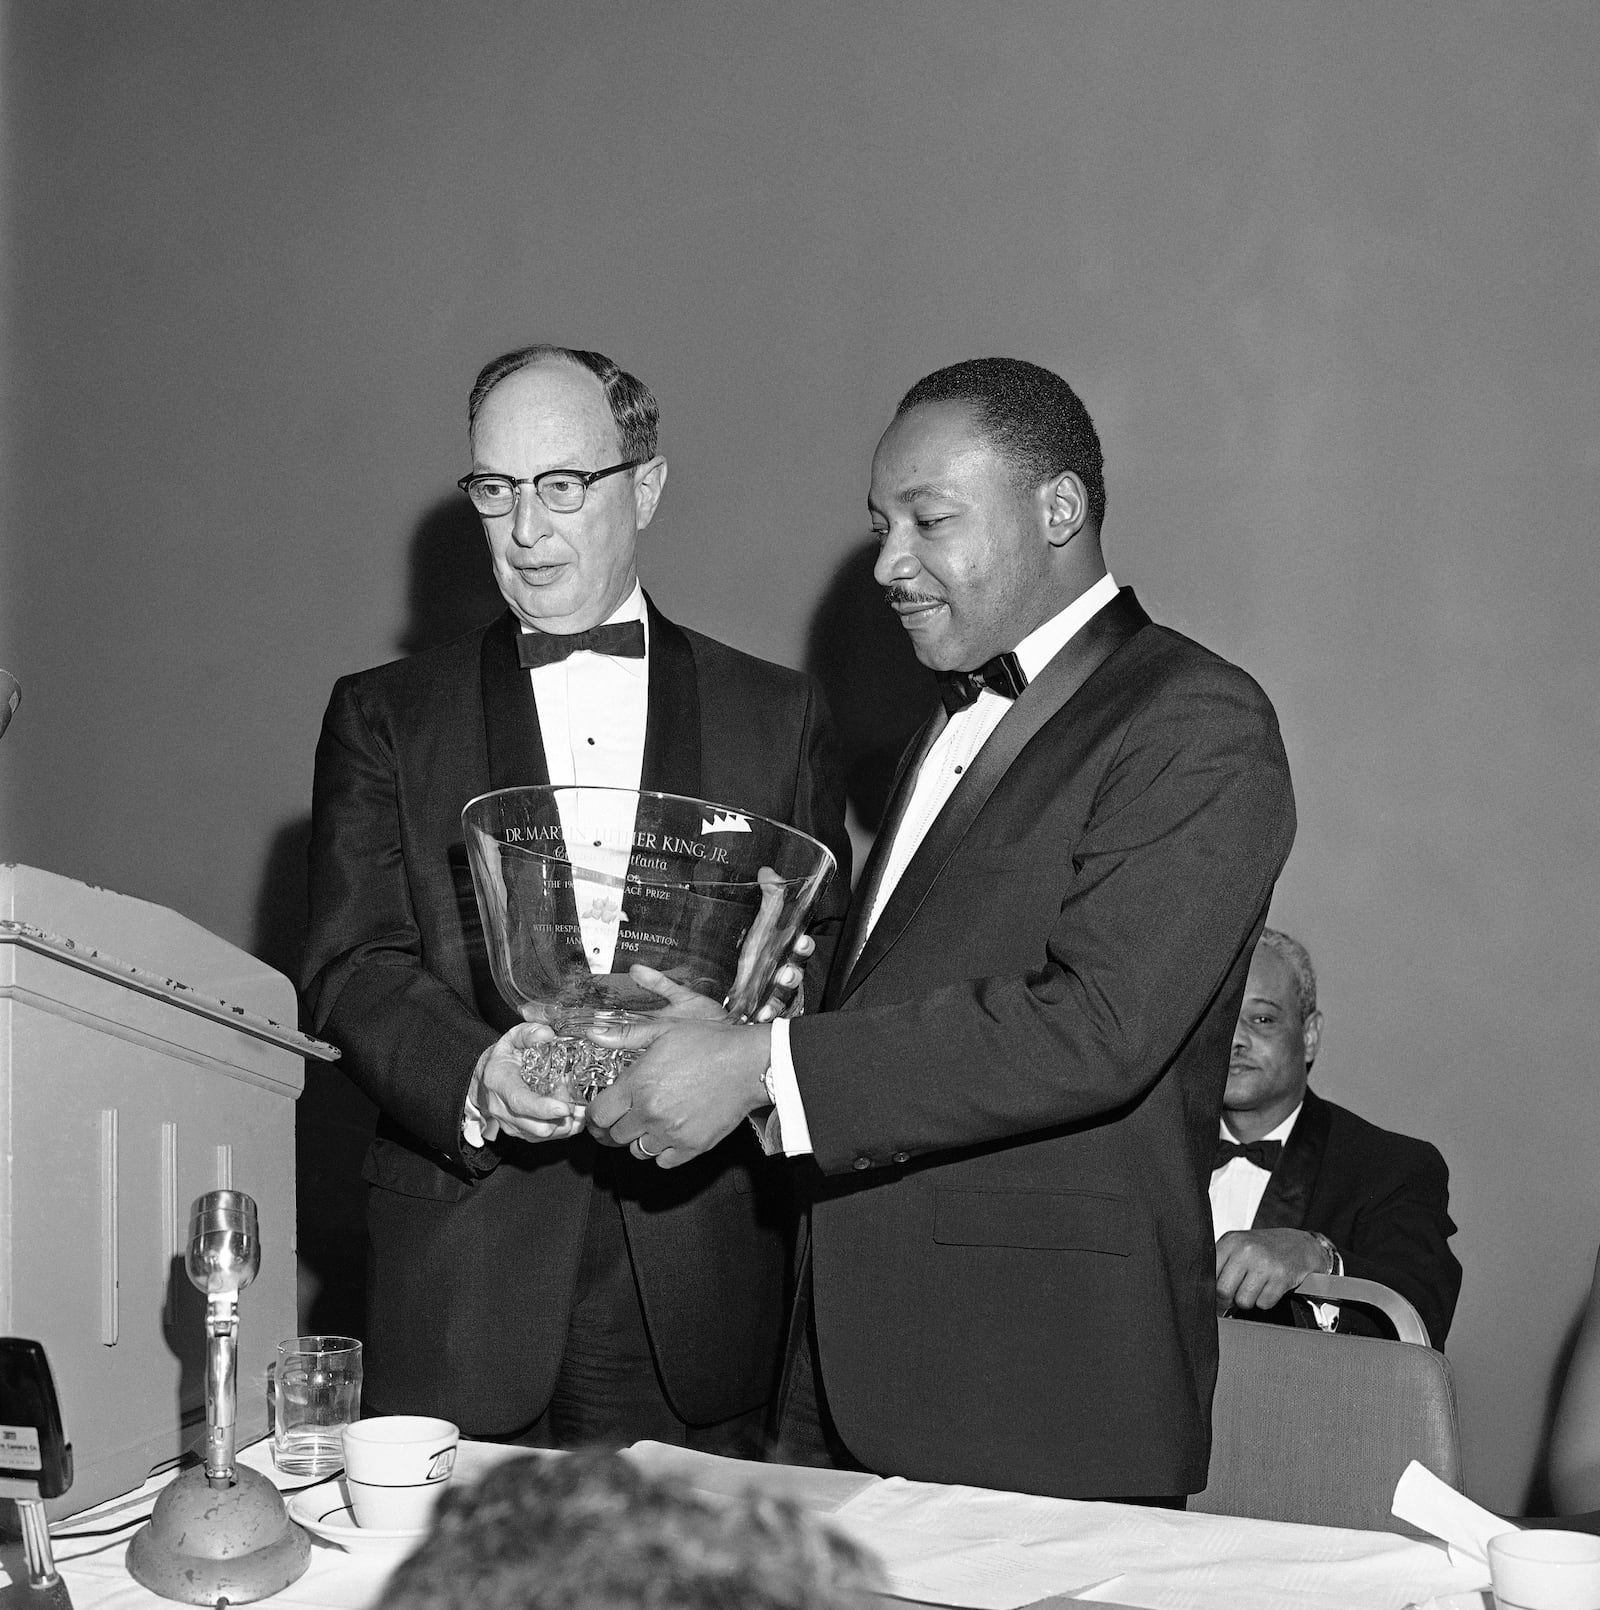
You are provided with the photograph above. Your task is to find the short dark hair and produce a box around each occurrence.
[467,345,660,460]
[896,357,1106,529]
[376,1452,883,1610]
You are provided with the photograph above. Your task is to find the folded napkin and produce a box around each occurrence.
[1392,1460,1519,1569]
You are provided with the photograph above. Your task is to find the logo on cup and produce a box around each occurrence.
[426,1446,457,1482]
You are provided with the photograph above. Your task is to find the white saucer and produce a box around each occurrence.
[287,1488,428,1553]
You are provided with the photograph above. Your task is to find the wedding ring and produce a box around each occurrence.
[634,1136,662,1159]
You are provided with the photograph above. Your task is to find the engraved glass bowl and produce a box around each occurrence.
[463,786,836,1102]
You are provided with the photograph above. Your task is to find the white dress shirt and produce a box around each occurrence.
[531,585,650,975]
[1209,1104,1303,1236]
[766,573,1121,1156]
[463,582,649,1143]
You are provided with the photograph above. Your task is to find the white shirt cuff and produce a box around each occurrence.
[462,1044,495,1149]
[767,1017,815,1158]
[462,1091,487,1149]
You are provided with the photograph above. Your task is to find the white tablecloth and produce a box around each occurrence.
[3,1438,1491,1610]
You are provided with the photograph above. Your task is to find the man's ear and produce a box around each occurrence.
[634,457,669,531]
[1043,470,1088,547]
[1302,1009,1324,1072]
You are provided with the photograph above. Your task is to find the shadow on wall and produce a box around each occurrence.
[805,539,936,833]
[399,495,504,656]
[1522,1295,1590,1514]
[253,815,373,1340]
[253,496,504,1337]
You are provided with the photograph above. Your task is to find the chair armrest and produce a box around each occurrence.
[1296,1273,1431,1346]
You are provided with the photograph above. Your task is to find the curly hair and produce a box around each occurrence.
[376,1452,883,1610]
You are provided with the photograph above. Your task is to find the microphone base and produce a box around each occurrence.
[126,1464,310,1605]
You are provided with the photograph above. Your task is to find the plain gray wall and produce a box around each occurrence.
[3,2,1596,1513]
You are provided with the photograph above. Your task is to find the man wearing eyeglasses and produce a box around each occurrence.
[302,345,849,1453]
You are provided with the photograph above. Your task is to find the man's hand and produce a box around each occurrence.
[756,932,814,1022]
[1215,1228,1333,1314]
[618,931,814,1028]
[468,1022,586,1146]
[586,1017,772,1168]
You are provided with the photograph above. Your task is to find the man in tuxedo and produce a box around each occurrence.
[1211,928,1462,1346]
[588,357,1297,1501]
[301,345,849,1450]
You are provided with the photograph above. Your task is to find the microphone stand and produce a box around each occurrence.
[126,1192,309,1604]
[201,1285,241,1486]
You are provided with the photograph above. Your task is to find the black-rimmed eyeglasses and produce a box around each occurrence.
[457,459,645,517]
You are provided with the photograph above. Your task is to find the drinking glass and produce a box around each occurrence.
[273,1335,362,1477]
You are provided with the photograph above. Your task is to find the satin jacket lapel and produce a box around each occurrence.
[1252,1089,1332,1231]
[467,612,557,1029]
[480,610,551,791]
[639,597,703,798]
[837,588,1151,1006]
[822,710,944,1010]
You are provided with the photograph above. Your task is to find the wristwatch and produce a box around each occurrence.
[1310,1231,1341,1276]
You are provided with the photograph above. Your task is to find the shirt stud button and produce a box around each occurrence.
[852,1157,871,1171]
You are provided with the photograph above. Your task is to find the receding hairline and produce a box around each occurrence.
[465,343,661,461]
[470,351,607,417]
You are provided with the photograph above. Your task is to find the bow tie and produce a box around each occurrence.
[937,651,1028,715]
[1213,1136,1284,1172]
[517,620,646,670]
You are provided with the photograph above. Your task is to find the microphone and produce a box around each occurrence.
[186,1191,259,1484]
[186,1189,260,1299]
[0,669,18,740]
[128,1190,310,1602]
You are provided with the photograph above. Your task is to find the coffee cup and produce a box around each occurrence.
[1490,1530,1600,1610]
[340,1415,459,1531]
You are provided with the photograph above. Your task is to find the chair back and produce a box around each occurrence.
[1296,1272,1431,1345]
[1192,1307,1462,1532]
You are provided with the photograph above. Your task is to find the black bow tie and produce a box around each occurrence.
[1213,1136,1284,1172]
[517,620,646,670]
[938,651,1028,715]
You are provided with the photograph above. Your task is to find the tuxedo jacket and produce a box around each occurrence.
[788,589,1296,1501]
[1246,1088,1462,1347]
[301,601,850,1435]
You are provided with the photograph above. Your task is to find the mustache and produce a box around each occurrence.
[884,587,944,607]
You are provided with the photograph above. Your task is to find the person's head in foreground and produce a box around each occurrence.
[376,1451,884,1610]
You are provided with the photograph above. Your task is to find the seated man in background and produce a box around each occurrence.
[376,1452,883,1610]
[1211,928,1463,1346]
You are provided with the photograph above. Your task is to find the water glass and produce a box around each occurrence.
[273,1335,362,1477]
